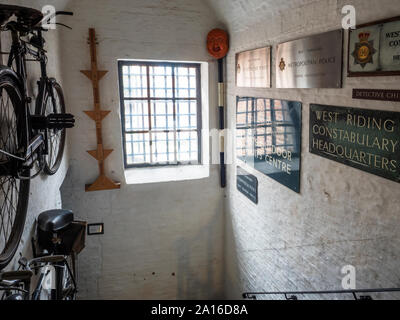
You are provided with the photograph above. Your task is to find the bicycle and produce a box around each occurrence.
[0,268,32,300]
[0,209,86,300]
[0,5,75,270]
[0,255,76,300]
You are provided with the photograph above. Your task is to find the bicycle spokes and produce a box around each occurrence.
[0,4,74,271]
[0,88,19,165]
[48,129,61,169]
[0,87,21,252]
[0,176,20,254]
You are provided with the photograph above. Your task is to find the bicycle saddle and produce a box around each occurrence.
[0,4,43,27]
[37,209,74,233]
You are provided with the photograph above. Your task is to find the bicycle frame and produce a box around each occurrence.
[29,255,77,300]
[0,23,49,177]
[0,255,77,300]
[0,6,75,278]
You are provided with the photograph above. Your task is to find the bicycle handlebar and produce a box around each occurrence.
[55,11,74,16]
[27,255,66,270]
[36,11,74,31]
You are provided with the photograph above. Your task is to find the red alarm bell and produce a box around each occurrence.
[207,29,229,59]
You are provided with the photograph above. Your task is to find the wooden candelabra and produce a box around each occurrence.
[81,28,120,192]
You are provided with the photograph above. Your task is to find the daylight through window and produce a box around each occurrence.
[118,61,202,167]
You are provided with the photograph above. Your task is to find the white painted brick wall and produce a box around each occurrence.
[208,0,400,299]
[58,0,225,299]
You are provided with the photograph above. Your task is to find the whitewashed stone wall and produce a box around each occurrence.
[206,0,400,299]
[58,0,225,299]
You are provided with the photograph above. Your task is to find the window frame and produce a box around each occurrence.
[118,60,203,169]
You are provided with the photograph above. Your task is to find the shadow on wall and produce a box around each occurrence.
[175,207,221,299]
[60,164,225,299]
[223,200,242,300]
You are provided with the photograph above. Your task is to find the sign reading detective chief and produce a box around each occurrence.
[353,89,400,102]
[310,104,400,183]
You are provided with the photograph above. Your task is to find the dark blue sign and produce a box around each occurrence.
[236,97,302,193]
[237,167,258,204]
[310,103,400,183]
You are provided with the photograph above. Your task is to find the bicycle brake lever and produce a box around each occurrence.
[43,22,72,30]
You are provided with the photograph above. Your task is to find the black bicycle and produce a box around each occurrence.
[0,209,86,300]
[0,5,75,270]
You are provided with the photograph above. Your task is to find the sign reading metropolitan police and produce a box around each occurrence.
[349,17,400,76]
[276,30,343,88]
[236,97,302,193]
[310,104,400,183]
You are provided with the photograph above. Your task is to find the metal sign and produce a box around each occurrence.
[276,30,343,88]
[237,167,258,204]
[236,97,302,193]
[310,103,400,183]
[348,16,400,77]
[353,89,400,102]
[236,46,271,88]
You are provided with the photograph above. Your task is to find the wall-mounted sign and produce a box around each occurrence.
[87,223,104,235]
[310,104,400,183]
[237,166,258,204]
[236,46,271,88]
[276,30,343,88]
[236,97,302,193]
[353,89,400,102]
[348,16,400,77]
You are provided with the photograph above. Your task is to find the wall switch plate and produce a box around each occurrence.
[87,223,104,235]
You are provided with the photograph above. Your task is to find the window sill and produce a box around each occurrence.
[124,164,210,185]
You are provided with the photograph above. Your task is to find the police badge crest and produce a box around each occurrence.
[237,63,241,74]
[279,58,286,71]
[352,32,377,68]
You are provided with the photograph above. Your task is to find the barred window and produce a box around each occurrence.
[118,61,202,168]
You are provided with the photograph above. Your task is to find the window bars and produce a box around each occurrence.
[118,61,202,168]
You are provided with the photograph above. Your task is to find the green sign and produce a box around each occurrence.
[310,104,400,183]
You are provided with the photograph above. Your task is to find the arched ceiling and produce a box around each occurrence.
[205,0,319,33]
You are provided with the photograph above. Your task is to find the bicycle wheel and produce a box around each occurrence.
[0,72,30,270]
[36,80,66,175]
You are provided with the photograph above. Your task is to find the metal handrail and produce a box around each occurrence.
[243,288,400,300]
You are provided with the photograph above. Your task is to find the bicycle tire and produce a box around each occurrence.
[35,79,66,176]
[0,72,30,270]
